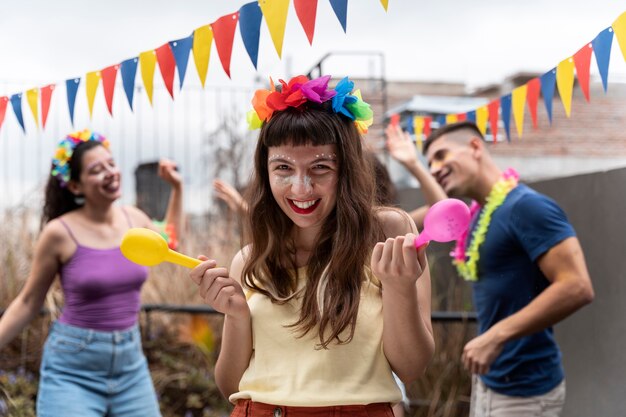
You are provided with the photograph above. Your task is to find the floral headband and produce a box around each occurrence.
[51,129,110,187]
[246,75,374,134]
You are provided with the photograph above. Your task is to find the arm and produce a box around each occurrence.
[371,209,435,384]
[189,249,252,398]
[158,158,184,240]
[213,179,248,215]
[0,223,62,350]
[385,124,447,228]
[462,237,594,374]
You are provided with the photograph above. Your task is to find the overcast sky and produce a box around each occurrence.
[1,0,625,93]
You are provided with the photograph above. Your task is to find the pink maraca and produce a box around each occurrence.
[414,199,470,248]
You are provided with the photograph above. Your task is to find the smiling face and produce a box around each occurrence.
[268,144,339,233]
[71,145,122,203]
[425,134,478,198]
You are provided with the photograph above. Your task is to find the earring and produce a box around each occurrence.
[74,194,85,205]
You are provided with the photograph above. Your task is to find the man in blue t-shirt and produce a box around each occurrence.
[423,121,594,417]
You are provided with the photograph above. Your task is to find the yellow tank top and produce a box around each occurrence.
[229,268,402,406]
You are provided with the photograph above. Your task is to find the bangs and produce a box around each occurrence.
[261,104,349,148]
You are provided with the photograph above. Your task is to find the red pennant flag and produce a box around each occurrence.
[101,65,119,115]
[40,84,55,129]
[390,113,400,127]
[573,44,593,102]
[423,116,432,138]
[526,78,540,129]
[487,99,500,143]
[456,113,467,121]
[212,12,239,78]
[156,43,176,99]
[294,0,318,45]
[0,96,8,131]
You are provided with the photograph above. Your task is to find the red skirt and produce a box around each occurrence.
[231,399,394,417]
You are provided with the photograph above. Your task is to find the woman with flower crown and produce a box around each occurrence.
[190,75,435,417]
[423,121,594,417]
[0,130,183,416]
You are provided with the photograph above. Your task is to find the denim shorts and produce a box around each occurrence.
[37,321,161,417]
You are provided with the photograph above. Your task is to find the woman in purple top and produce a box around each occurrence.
[0,130,183,417]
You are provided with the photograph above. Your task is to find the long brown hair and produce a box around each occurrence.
[243,102,384,348]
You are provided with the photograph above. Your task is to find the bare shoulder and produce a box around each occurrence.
[375,207,418,238]
[39,218,73,257]
[123,205,152,228]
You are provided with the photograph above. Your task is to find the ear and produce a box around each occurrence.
[66,180,82,196]
[469,136,484,159]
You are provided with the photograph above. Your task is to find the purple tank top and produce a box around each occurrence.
[57,209,149,331]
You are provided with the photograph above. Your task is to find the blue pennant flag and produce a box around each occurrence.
[239,2,263,69]
[120,58,138,111]
[500,94,512,142]
[10,93,25,132]
[66,78,81,126]
[466,110,476,123]
[435,114,446,128]
[405,114,414,134]
[592,27,614,93]
[170,34,194,89]
[540,69,556,124]
[329,0,348,33]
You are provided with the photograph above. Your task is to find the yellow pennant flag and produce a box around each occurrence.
[612,12,626,61]
[86,71,101,119]
[259,0,290,58]
[446,114,458,125]
[511,84,527,138]
[556,57,575,117]
[413,116,424,151]
[26,88,39,128]
[193,25,214,88]
[380,0,389,11]
[140,50,157,105]
[476,106,488,135]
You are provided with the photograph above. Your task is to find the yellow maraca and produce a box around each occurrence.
[120,228,201,269]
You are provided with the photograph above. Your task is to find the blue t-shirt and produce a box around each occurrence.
[470,184,575,396]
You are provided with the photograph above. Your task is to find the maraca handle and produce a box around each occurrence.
[165,249,203,269]
[414,231,430,249]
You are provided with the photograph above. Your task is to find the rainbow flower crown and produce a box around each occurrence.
[51,129,109,187]
[247,75,374,134]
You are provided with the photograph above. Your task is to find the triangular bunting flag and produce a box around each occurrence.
[526,78,540,129]
[10,94,25,132]
[86,71,101,119]
[456,113,467,122]
[592,27,613,92]
[239,2,263,68]
[156,43,176,99]
[511,85,527,137]
[573,44,593,102]
[40,84,54,129]
[101,65,119,116]
[380,0,389,11]
[413,116,424,151]
[193,25,214,87]
[259,0,290,58]
[445,114,458,124]
[435,115,446,128]
[329,0,348,33]
[170,34,194,89]
[556,58,575,118]
[212,13,239,78]
[140,50,157,105]
[120,58,138,111]
[500,94,512,142]
[66,78,81,126]
[423,116,432,138]
[26,88,39,129]
[487,99,499,143]
[466,110,476,123]
[294,0,318,45]
[0,97,9,132]
[475,106,488,136]
[540,69,556,124]
[612,12,626,61]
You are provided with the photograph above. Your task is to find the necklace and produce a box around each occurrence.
[451,168,519,281]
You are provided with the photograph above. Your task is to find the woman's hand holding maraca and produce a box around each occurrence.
[190,256,249,319]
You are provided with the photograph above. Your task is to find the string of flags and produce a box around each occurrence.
[392,11,626,148]
[0,0,390,135]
